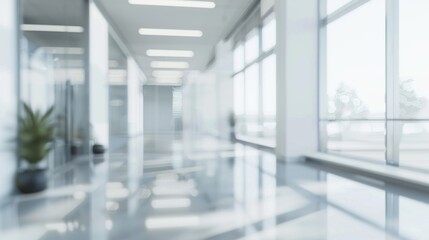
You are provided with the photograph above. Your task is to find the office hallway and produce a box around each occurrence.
[0,134,428,239]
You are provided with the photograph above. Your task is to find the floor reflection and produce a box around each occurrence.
[2,134,429,239]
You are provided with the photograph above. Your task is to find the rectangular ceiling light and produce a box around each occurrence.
[129,0,215,9]
[147,49,194,58]
[154,78,183,85]
[21,24,84,33]
[151,61,189,69]
[42,47,84,55]
[153,70,184,78]
[139,28,203,37]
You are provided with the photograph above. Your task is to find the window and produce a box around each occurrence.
[233,13,276,145]
[244,64,259,117]
[326,0,386,119]
[321,0,429,172]
[234,73,245,116]
[245,30,260,64]
[262,54,276,138]
[322,0,386,163]
[397,1,429,170]
[234,44,244,72]
[327,0,353,15]
[262,18,276,52]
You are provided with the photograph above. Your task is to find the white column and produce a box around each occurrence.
[89,1,109,147]
[127,58,144,136]
[0,0,18,199]
[275,0,319,161]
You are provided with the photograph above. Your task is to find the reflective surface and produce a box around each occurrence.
[2,134,429,239]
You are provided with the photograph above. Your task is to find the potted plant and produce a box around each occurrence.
[16,103,54,194]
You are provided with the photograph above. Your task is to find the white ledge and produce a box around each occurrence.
[236,135,276,148]
[305,152,429,190]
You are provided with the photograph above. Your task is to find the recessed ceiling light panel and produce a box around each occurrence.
[21,24,84,33]
[151,61,189,69]
[139,28,203,37]
[129,0,215,9]
[153,70,184,78]
[154,78,183,84]
[42,47,84,55]
[147,49,194,58]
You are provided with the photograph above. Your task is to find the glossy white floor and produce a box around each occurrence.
[1,133,429,239]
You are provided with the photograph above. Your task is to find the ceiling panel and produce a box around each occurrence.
[98,0,254,84]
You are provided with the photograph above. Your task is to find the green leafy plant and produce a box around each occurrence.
[18,103,55,168]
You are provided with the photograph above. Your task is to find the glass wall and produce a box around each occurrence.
[320,0,429,172]
[20,0,88,169]
[321,0,386,163]
[108,35,128,153]
[233,13,276,146]
[397,1,429,170]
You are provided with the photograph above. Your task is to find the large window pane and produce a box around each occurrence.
[326,0,385,120]
[109,35,128,153]
[262,18,276,52]
[234,73,245,116]
[245,63,260,136]
[327,0,353,15]
[395,1,429,171]
[233,44,244,72]
[245,30,259,64]
[262,55,276,117]
[323,121,386,162]
[262,54,276,139]
[398,121,429,171]
[245,64,259,116]
[398,1,429,119]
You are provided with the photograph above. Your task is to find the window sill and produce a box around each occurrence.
[305,152,429,191]
[235,135,276,149]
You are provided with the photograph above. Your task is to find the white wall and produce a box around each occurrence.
[275,0,319,160]
[0,0,17,199]
[127,58,144,136]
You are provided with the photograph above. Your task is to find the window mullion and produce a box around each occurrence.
[319,0,328,152]
[385,0,400,166]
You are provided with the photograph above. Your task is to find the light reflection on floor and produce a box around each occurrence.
[1,134,429,239]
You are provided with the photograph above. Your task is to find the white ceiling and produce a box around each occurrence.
[98,0,254,83]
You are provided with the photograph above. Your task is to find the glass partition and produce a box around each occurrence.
[20,0,88,169]
[108,35,128,154]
